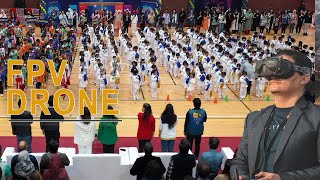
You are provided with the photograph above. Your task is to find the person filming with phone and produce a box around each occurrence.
[231,50,320,180]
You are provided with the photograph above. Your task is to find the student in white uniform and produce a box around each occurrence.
[169,51,176,76]
[98,69,108,95]
[150,69,159,98]
[197,68,206,95]
[78,67,88,91]
[233,64,242,90]
[180,68,190,97]
[255,77,267,97]
[180,61,188,86]
[174,53,182,78]
[204,74,213,100]
[186,72,196,99]
[218,71,226,96]
[94,60,102,85]
[139,59,147,85]
[131,68,141,100]
[110,67,120,89]
[239,71,249,99]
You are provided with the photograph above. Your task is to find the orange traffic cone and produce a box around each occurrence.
[166,95,170,101]
[214,97,218,104]
[188,95,192,101]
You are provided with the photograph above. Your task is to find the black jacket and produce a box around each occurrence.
[11,111,33,136]
[166,153,196,180]
[130,154,166,180]
[231,97,320,180]
[40,107,64,132]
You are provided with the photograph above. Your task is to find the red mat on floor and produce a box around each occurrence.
[0,136,241,154]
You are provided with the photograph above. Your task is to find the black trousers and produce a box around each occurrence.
[123,24,129,33]
[281,24,288,34]
[45,131,60,152]
[259,26,265,33]
[247,80,252,95]
[0,81,3,94]
[187,134,202,159]
[138,140,151,153]
[103,144,115,153]
[274,26,279,34]
[296,24,302,34]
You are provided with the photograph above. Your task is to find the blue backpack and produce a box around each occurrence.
[187,109,206,135]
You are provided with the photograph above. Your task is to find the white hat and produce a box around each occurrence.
[46,45,51,48]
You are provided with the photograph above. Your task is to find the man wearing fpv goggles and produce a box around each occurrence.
[231,50,320,180]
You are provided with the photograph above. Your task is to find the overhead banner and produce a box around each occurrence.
[203,0,228,9]
[69,5,78,12]
[123,4,132,12]
[115,4,124,13]
[79,5,88,14]
[141,1,156,15]
[47,0,62,19]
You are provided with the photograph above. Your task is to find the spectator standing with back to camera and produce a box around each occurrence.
[231,50,320,180]
[184,98,207,159]
[74,107,96,154]
[98,105,119,153]
[11,99,33,153]
[159,103,178,152]
[40,95,64,152]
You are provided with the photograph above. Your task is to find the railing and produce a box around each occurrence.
[0,115,246,120]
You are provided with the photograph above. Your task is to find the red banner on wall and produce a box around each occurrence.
[115,4,123,14]
[79,5,88,14]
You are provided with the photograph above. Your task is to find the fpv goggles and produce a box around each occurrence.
[255,57,310,80]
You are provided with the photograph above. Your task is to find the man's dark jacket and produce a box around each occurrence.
[230,97,320,180]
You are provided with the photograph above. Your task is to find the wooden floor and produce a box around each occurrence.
[0,28,317,137]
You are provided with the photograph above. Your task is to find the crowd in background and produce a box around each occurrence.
[0,1,317,180]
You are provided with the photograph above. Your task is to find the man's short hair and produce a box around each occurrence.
[209,137,220,150]
[193,98,201,109]
[144,142,153,155]
[179,139,191,154]
[48,140,59,153]
[48,95,54,106]
[277,50,313,71]
[197,162,211,179]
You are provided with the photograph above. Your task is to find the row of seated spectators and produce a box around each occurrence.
[0,137,235,180]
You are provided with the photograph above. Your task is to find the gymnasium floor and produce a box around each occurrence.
[0,28,317,139]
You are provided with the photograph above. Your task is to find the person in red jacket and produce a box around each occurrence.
[137,103,155,152]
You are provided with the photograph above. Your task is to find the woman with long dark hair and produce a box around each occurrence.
[137,103,155,152]
[159,104,178,152]
[74,107,96,154]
